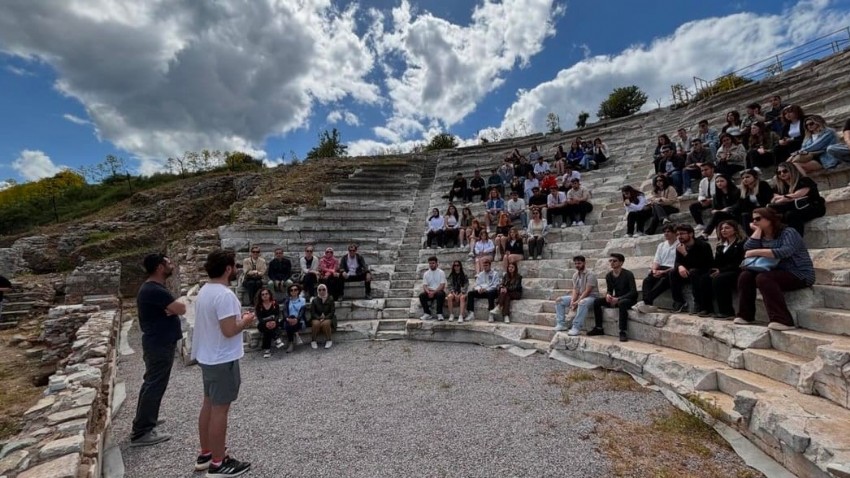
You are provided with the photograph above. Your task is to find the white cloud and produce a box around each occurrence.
[327,109,361,126]
[0,180,15,191]
[495,0,850,135]
[5,65,33,76]
[62,113,91,125]
[12,150,63,181]
[0,0,379,173]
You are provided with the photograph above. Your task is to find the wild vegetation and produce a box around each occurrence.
[597,85,648,119]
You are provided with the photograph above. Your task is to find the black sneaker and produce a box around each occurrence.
[619,330,628,342]
[195,453,213,471]
[587,327,604,336]
[672,302,688,313]
[206,457,251,477]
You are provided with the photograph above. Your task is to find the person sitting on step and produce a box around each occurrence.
[788,114,840,174]
[621,185,648,238]
[634,225,679,314]
[309,284,335,349]
[460,207,475,249]
[653,134,675,174]
[523,171,540,202]
[533,154,550,176]
[566,139,587,170]
[425,207,446,249]
[774,104,805,164]
[528,145,542,162]
[688,162,719,235]
[466,258,501,322]
[525,207,549,260]
[466,218,484,256]
[554,255,599,335]
[505,190,528,230]
[472,229,496,274]
[255,287,281,359]
[267,248,293,295]
[768,162,825,237]
[683,138,712,194]
[527,186,548,217]
[499,227,525,270]
[667,224,714,313]
[241,246,267,305]
[338,243,373,300]
[696,220,746,319]
[419,256,447,321]
[735,168,773,226]
[552,144,567,175]
[540,170,558,192]
[696,119,720,158]
[698,174,740,240]
[299,246,320,298]
[319,247,343,301]
[564,178,592,226]
[498,158,515,186]
[589,253,637,342]
[546,186,569,228]
[745,121,780,169]
[715,131,746,176]
[484,189,505,232]
[444,204,462,249]
[448,172,467,203]
[825,116,850,164]
[467,169,487,203]
[740,102,765,148]
[494,262,522,324]
[592,138,609,166]
[493,212,512,260]
[559,163,581,191]
[487,168,505,196]
[734,207,814,331]
[644,175,678,235]
[445,260,469,322]
[658,145,684,194]
[281,284,307,353]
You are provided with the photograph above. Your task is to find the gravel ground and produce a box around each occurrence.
[111,326,674,478]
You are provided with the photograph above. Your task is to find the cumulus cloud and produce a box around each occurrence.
[12,150,64,181]
[327,110,361,126]
[62,113,91,125]
[0,0,379,174]
[495,0,850,136]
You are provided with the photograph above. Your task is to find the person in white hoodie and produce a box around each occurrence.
[425,208,446,248]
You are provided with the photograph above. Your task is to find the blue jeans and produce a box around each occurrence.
[682,168,699,191]
[826,143,850,164]
[555,295,595,330]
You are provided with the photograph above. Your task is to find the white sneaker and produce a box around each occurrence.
[274,338,285,349]
[311,341,318,350]
[489,307,500,315]
[560,223,567,228]
[263,350,271,358]
[488,314,495,323]
[571,221,578,226]
[448,314,455,322]
[577,221,584,226]
[437,314,445,322]
[325,340,333,349]
[733,317,751,325]
[635,302,658,314]
[554,324,568,331]
[567,328,580,336]
[624,234,633,238]
[503,315,510,323]
[457,316,464,323]
[767,322,794,331]
[684,188,693,195]
[420,313,432,321]
[466,312,475,322]
[634,232,643,237]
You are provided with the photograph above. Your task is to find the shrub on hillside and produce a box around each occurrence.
[424,132,459,151]
[692,73,752,102]
[307,128,348,159]
[597,85,648,120]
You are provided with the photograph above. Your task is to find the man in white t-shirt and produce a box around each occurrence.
[505,191,528,228]
[634,225,679,313]
[418,256,447,321]
[192,249,256,477]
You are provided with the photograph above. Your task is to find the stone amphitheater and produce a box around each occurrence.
[162,50,850,477]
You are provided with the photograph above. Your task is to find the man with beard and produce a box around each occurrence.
[192,250,256,476]
[130,253,186,447]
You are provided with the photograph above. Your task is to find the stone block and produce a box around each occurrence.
[0,449,29,474]
[46,407,90,426]
[25,395,56,416]
[18,452,79,478]
[0,437,38,460]
[39,434,84,460]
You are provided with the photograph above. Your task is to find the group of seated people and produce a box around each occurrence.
[652,96,850,195]
[555,211,814,340]
[238,243,375,357]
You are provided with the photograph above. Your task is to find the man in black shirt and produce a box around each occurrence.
[668,224,713,313]
[590,253,637,342]
[130,253,186,447]
[764,95,787,134]
[267,248,293,294]
[466,169,486,203]
[448,172,467,203]
[528,186,547,212]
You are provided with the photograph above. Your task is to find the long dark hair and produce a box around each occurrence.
[449,260,467,283]
[254,287,274,310]
[752,207,785,235]
[653,175,671,194]
[621,185,643,202]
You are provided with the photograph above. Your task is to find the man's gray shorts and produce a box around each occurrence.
[200,360,241,405]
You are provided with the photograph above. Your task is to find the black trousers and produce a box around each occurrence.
[547,206,568,225]
[527,237,545,258]
[426,229,445,247]
[593,297,635,332]
[689,201,711,226]
[419,291,446,314]
[341,273,372,297]
[697,270,740,315]
[641,267,671,305]
[566,202,593,222]
[301,272,318,298]
[670,268,710,309]
[257,319,280,350]
[626,209,651,234]
[132,342,176,440]
[467,289,498,310]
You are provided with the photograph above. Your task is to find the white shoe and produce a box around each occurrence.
[560,223,567,228]
[263,350,271,358]
[767,322,794,331]
[420,313,432,321]
[325,340,333,349]
[311,341,318,349]
[503,315,510,323]
[437,314,445,321]
[733,317,752,325]
[578,221,585,226]
[636,302,658,314]
[554,324,568,331]
[489,307,500,315]
[488,314,495,323]
[634,232,643,237]
[567,328,580,336]
[466,312,475,322]
[684,188,693,195]
[624,234,633,238]
[274,338,285,349]
[571,221,578,226]
[448,314,455,322]
[457,316,464,323]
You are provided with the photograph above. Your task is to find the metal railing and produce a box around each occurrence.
[672,26,850,105]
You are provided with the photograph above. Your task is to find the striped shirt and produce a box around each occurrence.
[744,228,815,285]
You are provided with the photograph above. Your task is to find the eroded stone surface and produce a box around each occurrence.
[18,452,79,478]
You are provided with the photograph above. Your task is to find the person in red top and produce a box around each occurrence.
[540,171,558,191]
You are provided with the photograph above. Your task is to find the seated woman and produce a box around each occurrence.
[769,162,826,237]
[425,207,446,248]
[472,229,496,273]
[508,176,524,199]
[445,260,469,322]
[466,218,484,255]
[484,189,505,231]
[493,212,512,260]
[696,220,746,319]
[720,110,742,135]
[592,138,609,166]
[444,204,462,248]
[774,105,805,163]
[499,227,524,270]
[735,168,773,226]
[700,174,740,239]
[319,247,343,301]
[460,206,474,249]
[644,175,679,235]
[526,208,549,260]
[309,284,335,349]
[494,262,523,324]
[745,121,780,168]
[621,185,649,237]
[299,246,320,298]
[254,287,281,358]
[789,114,840,174]
[523,171,539,202]
[653,134,674,173]
[566,140,587,170]
[552,144,567,176]
[281,284,308,353]
[715,132,746,176]
[735,207,815,330]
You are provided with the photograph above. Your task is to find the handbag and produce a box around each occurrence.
[794,197,810,210]
[740,256,780,272]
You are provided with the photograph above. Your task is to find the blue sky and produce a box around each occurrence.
[1,0,849,183]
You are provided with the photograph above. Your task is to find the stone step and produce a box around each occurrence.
[384,298,412,309]
[768,328,842,359]
[377,319,407,331]
[523,324,555,342]
[797,307,850,336]
[741,348,809,389]
[382,308,409,320]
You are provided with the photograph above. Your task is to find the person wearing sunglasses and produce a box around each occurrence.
[768,162,825,237]
[281,284,307,353]
[788,114,840,174]
[775,104,805,163]
[338,244,373,300]
[240,246,267,306]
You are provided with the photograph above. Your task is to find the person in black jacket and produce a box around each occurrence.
[254,287,281,358]
[267,248,293,294]
[448,172,467,203]
[590,253,637,342]
[697,221,746,319]
[338,243,373,300]
[669,224,714,313]
[466,169,487,203]
[734,169,773,226]
[700,174,740,239]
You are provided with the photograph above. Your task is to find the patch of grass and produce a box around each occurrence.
[547,369,645,396]
[652,408,717,451]
[687,393,726,422]
[84,230,117,244]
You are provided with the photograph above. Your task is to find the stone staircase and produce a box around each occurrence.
[0,280,53,330]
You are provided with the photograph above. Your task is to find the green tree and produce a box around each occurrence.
[306,128,348,159]
[224,151,263,171]
[546,112,561,133]
[424,132,459,151]
[576,111,590,129]
[597,85,648,119]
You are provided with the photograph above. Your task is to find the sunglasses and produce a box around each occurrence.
[306,249,314,252]
[753,216,764,221]
[251,250,260,253]
[805,122,816,126]
[777,169,790,174]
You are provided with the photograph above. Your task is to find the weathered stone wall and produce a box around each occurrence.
[65,262,121,305]
[0,247,28,278]
[0,296,122,478]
